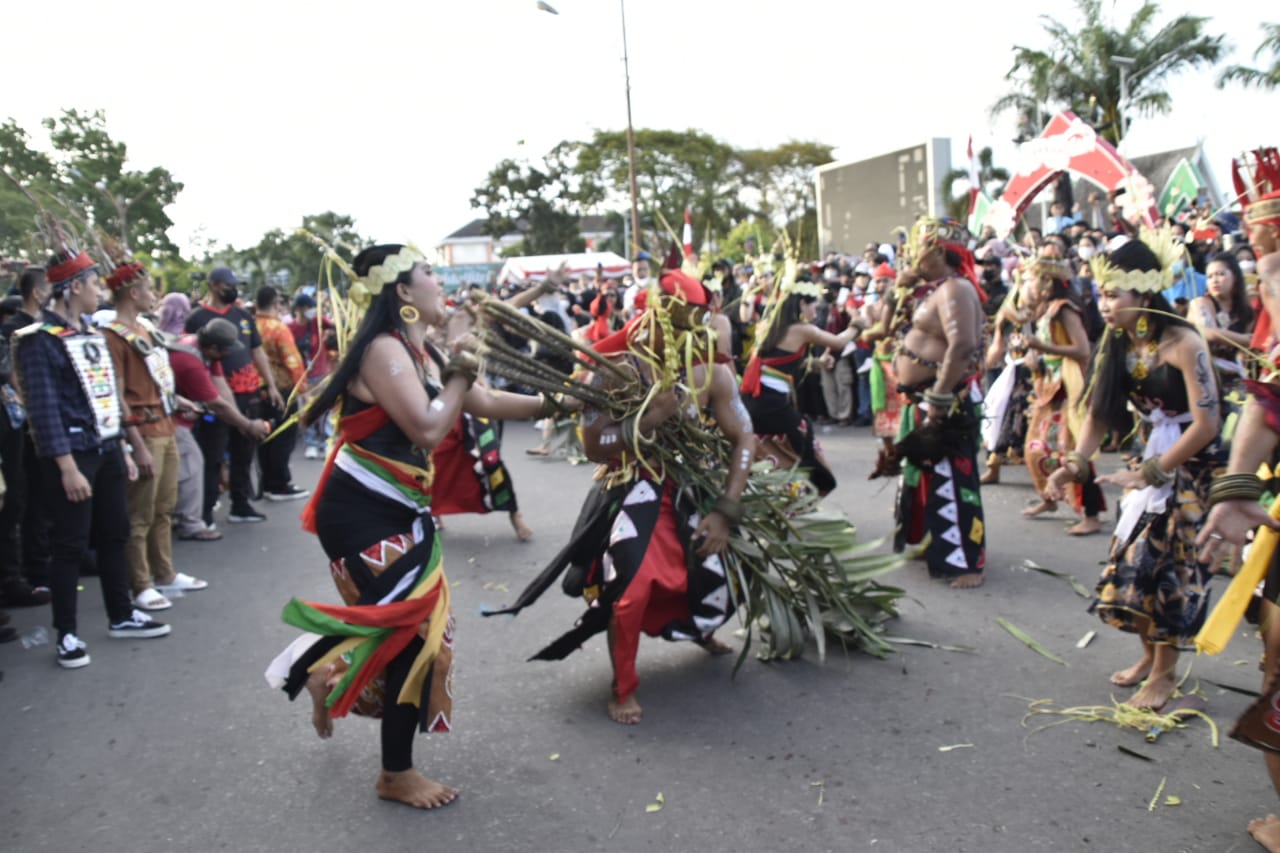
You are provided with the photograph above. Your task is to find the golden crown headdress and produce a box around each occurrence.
[1091,225,1184,294]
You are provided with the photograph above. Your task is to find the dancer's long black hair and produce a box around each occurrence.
[758,292,818,353]
[1085,240,1196,433]
[301,244,418,426]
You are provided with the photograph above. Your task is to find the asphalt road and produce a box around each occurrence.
[0,422,1272,853]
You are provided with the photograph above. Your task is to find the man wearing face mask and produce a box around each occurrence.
[185,267,281,523]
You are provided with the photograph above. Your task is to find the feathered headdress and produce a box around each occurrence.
[1091,224,1185,294]
[1234,148,1280,228]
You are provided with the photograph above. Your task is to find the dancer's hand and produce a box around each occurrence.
[1097,468,1145,491]
[1196,500,1280,564]
[694,511,731,557]
[1044,466,1073,502]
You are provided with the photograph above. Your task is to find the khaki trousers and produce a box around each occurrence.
[126,433,180,593]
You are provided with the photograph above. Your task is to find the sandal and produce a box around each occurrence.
[179,528,223,541]
[157,572,209,592]
[133,587,173,611]
[525,446,551,456]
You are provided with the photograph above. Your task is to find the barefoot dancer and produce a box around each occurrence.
[1045,233,1225,710]
[1019,253,1105,534]
[1197,170,1280,853]
[889,219,987,589]
[490,271,754,725]
[265,245,557,808]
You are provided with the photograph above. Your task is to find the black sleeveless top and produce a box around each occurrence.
[339,337,444,468]
[1126,362,1188,414]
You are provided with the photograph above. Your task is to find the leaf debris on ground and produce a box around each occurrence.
[884,636,977,654]
[997,617,1067,666]
[645,792,665,813]
[1011,559,1091,598]
[1148,776,1167,812]
[1076,631,1096,649]
[937,743,974,752]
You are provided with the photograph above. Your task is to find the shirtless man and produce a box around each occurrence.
[1196,175,1280,853]
[890,219,987,588]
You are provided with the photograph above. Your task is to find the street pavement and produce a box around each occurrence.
[0,422,1272,853]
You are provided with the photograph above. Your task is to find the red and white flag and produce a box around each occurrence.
[967,135,981,217]
[682,207,694,258]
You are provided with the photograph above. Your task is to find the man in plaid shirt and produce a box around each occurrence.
[13,248,171,669]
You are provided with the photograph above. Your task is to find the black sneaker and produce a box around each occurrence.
[265,485,310,502]
[107,609,172,639]
[227,506,267,523]
[57,633,91,668]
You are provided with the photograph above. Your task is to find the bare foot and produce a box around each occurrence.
[1110,652,1154,687]
[1067,517,1102,536]
[510,511,533,542]
[525,446,550,456]
[1022,500,1058,518]
[697,636,734,656]
[608,694,643,725]
[950,572,984,590]
[980,464,1000,485]
[376,769,459,809]
[1249,815,1280,853]
[1125,673,1176,710]
[305,666,334,739]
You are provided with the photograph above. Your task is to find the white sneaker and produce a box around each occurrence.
[57,633,91,669]
[304,446,321,460]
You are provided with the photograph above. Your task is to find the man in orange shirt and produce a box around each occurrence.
[254,286,308,501]
[102,262,208,611]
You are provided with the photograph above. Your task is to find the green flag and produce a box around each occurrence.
[1159,158,1202,218]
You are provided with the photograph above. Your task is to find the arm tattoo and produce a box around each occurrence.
[1194,350,1218,411]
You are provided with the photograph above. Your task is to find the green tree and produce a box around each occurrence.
[992,0,1224,146]
[0,110,183,257]
[227,212,368,292]
[940,147,1010,222]
[1217,23,1280,90]
[734,140,834,226]
[470,141,599,255]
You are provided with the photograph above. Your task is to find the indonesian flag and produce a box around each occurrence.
[682,207,694,258]
[967,135,981,217]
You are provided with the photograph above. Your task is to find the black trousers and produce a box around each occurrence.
[41,447,133,637]
[194,392,260,521]
[257,396,297,494]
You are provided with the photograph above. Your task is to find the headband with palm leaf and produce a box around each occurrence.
[1091,225,1185,294]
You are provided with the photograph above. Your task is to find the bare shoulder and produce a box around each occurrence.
[940,276,981,306]
[1164,325,1209,365]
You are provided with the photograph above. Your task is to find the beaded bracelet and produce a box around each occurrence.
[711,495,744,525]
[922,390,955,413]
[1140,457,1174,487]
[1207,473,1265,508]
[1065,451,1092,484]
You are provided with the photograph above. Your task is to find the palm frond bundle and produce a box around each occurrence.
[469,291,906,665]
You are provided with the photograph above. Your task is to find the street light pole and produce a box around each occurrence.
[620,0,640,256]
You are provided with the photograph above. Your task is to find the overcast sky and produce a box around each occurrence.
[5,0,1274,257]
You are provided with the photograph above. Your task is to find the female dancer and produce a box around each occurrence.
[1046,236,1225,709]
[1020,255,1105,535]
[740,287,861,495]
[979,271,1035,485]
[267,245,554,808]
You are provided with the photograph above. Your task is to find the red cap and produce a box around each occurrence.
[48,251,96,285]
[872,262,896,280]
[106,262,146,290]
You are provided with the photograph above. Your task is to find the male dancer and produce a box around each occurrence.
[890,219,987,588]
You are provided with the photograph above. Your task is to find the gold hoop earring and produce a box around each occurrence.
[399,304,420,324]
[1135,314,1149,338]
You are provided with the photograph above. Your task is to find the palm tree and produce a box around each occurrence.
[1217,23,1280,90]
[941,147,1010,222]
[991,0,1225,146]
